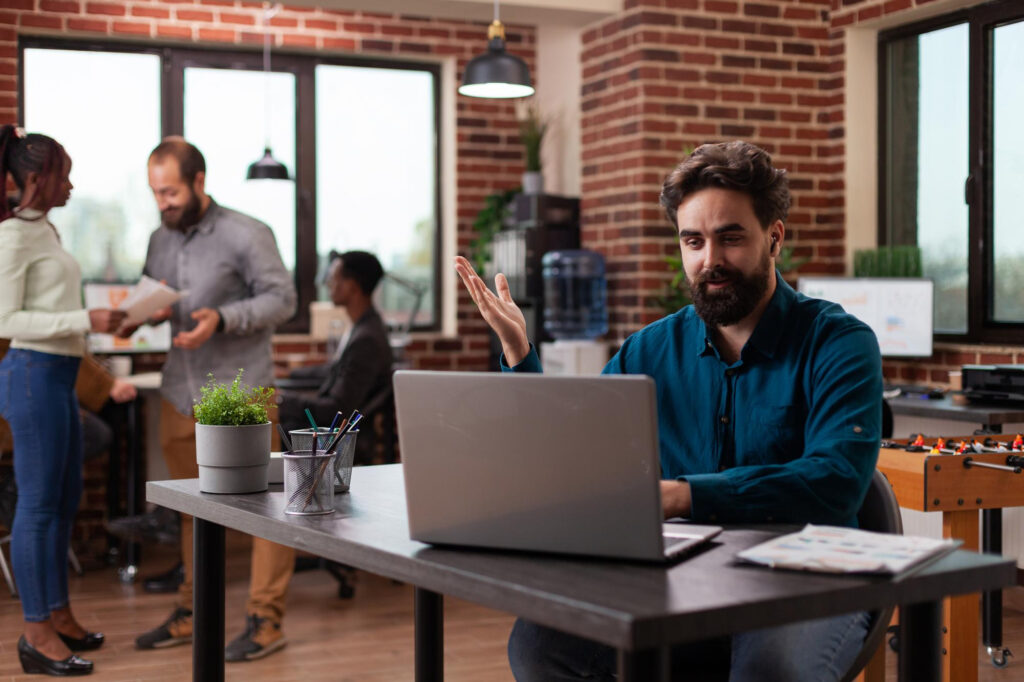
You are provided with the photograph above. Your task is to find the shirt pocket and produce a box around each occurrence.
[744,404,804,464]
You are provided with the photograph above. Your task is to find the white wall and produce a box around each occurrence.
[536,23,583,198]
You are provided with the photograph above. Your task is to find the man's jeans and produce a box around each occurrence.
[508,609,871,682]
[0,349,82,622]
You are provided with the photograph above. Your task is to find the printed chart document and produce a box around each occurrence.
[737,525,962,575]
[117,276,186,326]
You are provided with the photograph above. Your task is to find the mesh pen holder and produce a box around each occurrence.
[290,427,359,492]
[282,450,335,515]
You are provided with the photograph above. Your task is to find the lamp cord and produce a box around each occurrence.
[262,3,280,150]
[493,0,499,22]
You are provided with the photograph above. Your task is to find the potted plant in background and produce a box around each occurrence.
[193,369,275,494]
[518,104,548,195]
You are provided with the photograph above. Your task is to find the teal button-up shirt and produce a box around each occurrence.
[506,273,882,527]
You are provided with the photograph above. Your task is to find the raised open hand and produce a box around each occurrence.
[454,256,530,366]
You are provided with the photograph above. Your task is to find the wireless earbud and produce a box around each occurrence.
[770,236,778,254]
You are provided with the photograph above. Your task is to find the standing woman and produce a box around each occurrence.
[0,125,125,676]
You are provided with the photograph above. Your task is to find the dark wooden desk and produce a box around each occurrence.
[887,395,1024,431]
[148,465,1016,682]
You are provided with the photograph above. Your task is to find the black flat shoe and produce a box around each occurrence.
[58,631,104,651]
[17,635,93,676]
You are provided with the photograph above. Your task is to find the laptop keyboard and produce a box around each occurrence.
[663,531,707,558]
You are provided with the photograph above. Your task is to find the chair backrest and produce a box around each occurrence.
[359,376,397,465]
[840,468,903,682]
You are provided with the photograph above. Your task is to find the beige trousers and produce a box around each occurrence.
[159,399,293,621]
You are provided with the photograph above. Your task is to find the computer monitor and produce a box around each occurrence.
[797,277,934,358]
[82,281,172,353]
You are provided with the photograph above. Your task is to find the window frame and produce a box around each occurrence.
[17,36,444,334]
[878,0,1024,344]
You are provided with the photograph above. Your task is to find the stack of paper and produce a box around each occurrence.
[737,525,961,575]
[117,276,187,326]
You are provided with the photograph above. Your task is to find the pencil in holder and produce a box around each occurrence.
[282,450,335,515]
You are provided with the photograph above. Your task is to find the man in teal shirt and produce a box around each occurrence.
[455,141,881,681]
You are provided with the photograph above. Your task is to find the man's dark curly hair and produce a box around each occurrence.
[659,141,790,230]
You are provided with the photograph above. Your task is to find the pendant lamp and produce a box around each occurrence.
[458,0,534,99]
[247,3,290,181]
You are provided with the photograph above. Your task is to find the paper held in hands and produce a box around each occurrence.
[117,276,187,326]
[737,525,962,575]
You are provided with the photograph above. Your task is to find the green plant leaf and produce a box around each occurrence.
[193,369,275,426]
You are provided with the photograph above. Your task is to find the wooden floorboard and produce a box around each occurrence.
[0,532,1022,681]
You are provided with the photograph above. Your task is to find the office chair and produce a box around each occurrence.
[838,468,904,682]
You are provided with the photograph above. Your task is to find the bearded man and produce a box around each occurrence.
[454,140,883,682]
[131,137,296,650]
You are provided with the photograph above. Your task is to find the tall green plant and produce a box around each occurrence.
[853,246,922,277]
[518,105,548,172]
[469,188,519,273]
[193,369,275,426]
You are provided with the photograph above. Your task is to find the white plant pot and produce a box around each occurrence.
[522,170,544,196]
[195,422,271,494]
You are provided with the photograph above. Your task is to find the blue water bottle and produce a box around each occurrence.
[542,249,608,340]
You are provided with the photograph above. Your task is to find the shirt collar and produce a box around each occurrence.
[745,270,795,360]
[179,198,218,238]
[692,269,794,361]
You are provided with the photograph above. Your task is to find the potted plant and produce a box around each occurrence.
[518,104,548,195]
[193,369,275,494]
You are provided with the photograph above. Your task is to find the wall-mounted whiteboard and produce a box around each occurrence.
[797,277,934,358]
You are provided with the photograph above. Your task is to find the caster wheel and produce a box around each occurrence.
[337,583,355,599]
[990,648,1012,668]
[888,634,900,653]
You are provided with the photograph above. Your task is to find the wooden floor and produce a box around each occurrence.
[0,533,1022,681]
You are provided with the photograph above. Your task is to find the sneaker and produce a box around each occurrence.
[225,614,287,662]
[135,607,193,650]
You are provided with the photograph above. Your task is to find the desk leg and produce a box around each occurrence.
[193,518,225,682]
[618,647,669,682]
[414,588,443,682]
[899,600,942,682]
[982,508,1004,660]
[942,510,979,682]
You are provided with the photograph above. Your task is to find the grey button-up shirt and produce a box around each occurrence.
[143,199,297,415]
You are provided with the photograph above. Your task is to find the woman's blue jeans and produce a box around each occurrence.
[0,348,83,622]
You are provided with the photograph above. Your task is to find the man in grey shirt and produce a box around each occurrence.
[132,137,296,651]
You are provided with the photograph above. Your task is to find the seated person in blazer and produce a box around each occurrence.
[225,250,393,663]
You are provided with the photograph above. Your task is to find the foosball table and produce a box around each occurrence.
[877,434,1024,682]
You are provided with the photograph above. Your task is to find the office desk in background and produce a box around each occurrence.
[148,465,1015,682]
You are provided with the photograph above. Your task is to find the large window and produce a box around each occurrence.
[19,39,442,332]
[880,0,1024,342]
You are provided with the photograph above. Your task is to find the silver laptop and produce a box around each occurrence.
[394,370,722,562]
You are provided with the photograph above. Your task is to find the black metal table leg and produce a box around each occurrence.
[618,647,669,682]
[193,518,225,682]
[983,507,1010,666]
[126,398,142,571]
[414,588,443,682]
[899,600,942,682]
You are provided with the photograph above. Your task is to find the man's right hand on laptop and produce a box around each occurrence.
[661,480,692,519]
[454,256,530,366]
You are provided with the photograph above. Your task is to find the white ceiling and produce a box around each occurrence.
[278,0,621,27]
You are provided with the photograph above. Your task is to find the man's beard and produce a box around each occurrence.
[161,189,202,232]
[688,252,772,327]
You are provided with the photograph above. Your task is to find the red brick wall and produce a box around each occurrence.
[1,1,535,556]
[579,0,840,339]
[579,0,1023,378]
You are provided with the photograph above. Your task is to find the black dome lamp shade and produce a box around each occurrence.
[458,2,534,99]
[247,3,292,182]
[247,147,290,180]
